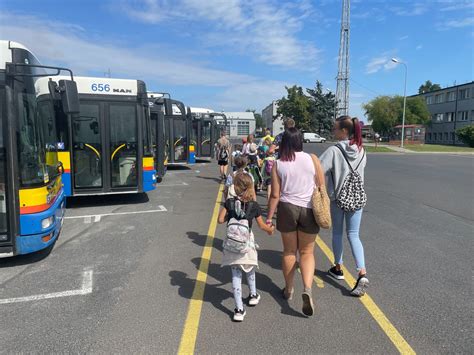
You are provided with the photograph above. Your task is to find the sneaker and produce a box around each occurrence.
[302,290,314,316]
[351,275,369,297]
[248,293,261,306]
[233,308,246,322]
[282,287,294,300]
[328,266,345,280]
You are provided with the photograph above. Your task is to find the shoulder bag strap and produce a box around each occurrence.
[310,154,325,188]
[335,144,354,173]
[354,148,366,171]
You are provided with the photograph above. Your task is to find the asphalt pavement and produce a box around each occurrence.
[0,144,472,354]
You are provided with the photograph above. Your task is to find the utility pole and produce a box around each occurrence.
[335,0,350,119]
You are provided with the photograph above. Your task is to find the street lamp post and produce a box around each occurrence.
[392,58,407,148]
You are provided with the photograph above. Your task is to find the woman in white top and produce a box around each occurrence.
[267,127,324,316]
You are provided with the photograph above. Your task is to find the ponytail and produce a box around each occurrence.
[336,115,363,150]
[350,117,363,150]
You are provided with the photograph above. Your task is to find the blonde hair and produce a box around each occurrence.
[233,172,254,202]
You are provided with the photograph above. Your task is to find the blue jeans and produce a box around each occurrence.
[331,202,366,271]
[231,266,257,310]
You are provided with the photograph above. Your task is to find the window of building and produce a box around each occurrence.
[435,94,444,104]
[426,96,434,104]
[444,132,449,140]
[427,133,432,141]
[459,88,470,100]
[237,121,250,136]
[450,132,455,142]
[434,113,443,122]
[446,112,455,122]
[447,91,456,101]
[458,111,469,121]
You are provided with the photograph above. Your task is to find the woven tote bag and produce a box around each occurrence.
[310,154,331,229]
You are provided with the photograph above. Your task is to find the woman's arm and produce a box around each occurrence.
[217,207,227,224]
[256,216,275,235]
[267,162,281,221]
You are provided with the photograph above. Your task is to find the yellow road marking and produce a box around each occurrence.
[316,237,416,355]
[177,184,223,355]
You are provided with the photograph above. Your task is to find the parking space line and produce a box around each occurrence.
[316,237,415,354]
[178,184,223,355]
[0,268,93,305]
[158,182,189,187]
[64,205,167,220]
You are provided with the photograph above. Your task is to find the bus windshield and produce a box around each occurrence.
[14,49,59,187]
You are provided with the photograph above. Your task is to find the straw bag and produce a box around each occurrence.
[310,154,331,229]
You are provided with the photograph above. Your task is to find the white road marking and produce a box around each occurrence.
[0,268,93,305]
[64,205,168,220]
[158,182,189,187]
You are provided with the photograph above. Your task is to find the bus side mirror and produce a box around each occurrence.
[59,80,80,115]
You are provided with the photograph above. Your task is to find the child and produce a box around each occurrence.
[231,144,243,172]
[261,150,276,202]
[218,173,274,322]
[225,156,255,200]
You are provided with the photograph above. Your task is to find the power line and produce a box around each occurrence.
[349,78,381,96]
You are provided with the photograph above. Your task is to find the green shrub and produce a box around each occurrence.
[456,125,474,147]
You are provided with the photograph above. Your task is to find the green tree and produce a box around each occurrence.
[456,125,474,147]
[418,80,441,94]
[246,109,264,129]
[306,80,336,135]
[277,85,311,130]
[363,95,430,135]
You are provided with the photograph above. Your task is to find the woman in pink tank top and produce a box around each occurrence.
[267,127,324,317]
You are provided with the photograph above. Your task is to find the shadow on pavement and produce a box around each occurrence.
[194,176,223,183]
[314,269,352,297]
[186,231,223,252]
[66,192,150,209]
[167,165,192,171]
[0,242,54,268]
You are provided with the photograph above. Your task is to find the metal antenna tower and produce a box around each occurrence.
[335,0,350,119]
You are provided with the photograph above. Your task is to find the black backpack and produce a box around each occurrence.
[334,144,367,212]
[219,143,229,161]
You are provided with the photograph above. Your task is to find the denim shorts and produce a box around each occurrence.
[276,201,319,234]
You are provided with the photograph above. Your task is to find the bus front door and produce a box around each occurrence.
[200,119,212,158]
[72,102,139,193]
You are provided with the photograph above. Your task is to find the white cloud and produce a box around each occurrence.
[365,54,401,74]
[438,17,474,30]
[440,1,474,12]
[0,12,288,111]
[416,44,423,50]
[117,0,321,71]
[390,2,427,16]
[398,35,409,41]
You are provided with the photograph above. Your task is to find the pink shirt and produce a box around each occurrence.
[277,152,315,208]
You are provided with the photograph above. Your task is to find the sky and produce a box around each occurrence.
[1,0,473,120]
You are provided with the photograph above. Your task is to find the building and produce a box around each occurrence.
[215,111,256,138]
[361,123,374,140]
[392,125,425,143]
[262,101,284,135]
[411,81,474,145]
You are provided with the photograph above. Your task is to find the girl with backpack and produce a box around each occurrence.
[218,172,274,322]
[261,150,276,202]
[224,156,255,200]
[319,116,368,297]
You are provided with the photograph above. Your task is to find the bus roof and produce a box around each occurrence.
[0,40,40,70]
[190,107,215,114]
[35,75,142,97]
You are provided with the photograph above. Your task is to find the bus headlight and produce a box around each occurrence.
[41,216,54,230]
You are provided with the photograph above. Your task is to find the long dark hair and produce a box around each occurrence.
[336,115,363,149]
[279,127,303,161]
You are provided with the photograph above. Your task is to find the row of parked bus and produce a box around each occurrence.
[0,41,226,257]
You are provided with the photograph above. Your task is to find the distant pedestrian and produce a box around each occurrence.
[269,118,296,156]
[243,134,262,191]
[319,115,368,297]
[261,149,276,202]
[267,127,323,316]
[216,131,231,180]
[218,172,274,322]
